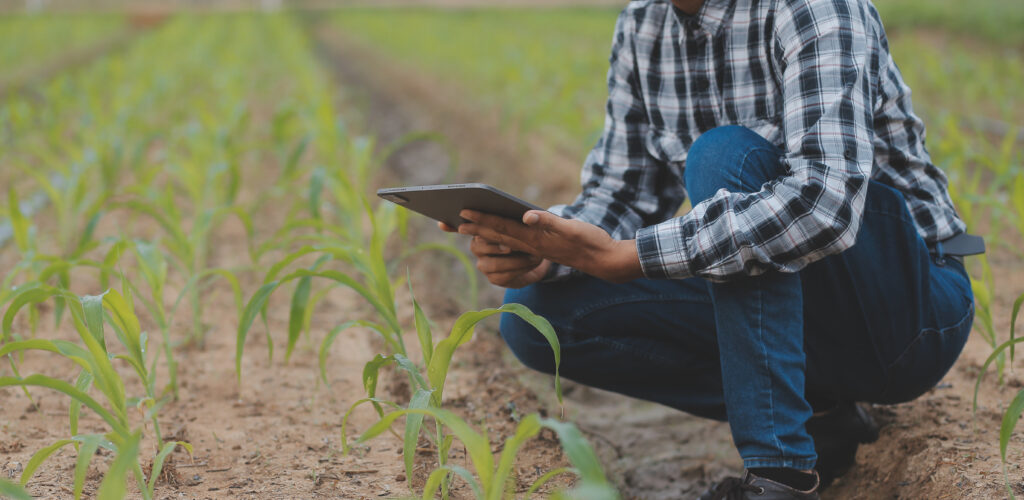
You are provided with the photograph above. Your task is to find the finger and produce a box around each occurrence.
[460,210,533,242]
[522,210,562,232]
[488,264,547,289]
[510,263,550,288]
[438,221,458,233]
[470,236,510,256]
[477,254,542,274]
[459,223,535,254]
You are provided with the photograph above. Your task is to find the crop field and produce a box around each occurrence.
[0,2,1022,500]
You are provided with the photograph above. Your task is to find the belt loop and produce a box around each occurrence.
[934,241,946,266]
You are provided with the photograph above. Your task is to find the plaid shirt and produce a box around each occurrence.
[549,0,964,282]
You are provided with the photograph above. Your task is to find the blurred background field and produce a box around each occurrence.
[0,1,1022,499]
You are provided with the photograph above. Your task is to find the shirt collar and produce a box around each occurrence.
[672,0,733,36]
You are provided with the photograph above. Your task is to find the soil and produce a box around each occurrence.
[1,13,1023,500]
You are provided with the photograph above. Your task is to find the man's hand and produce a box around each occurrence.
[439,221,552,288]
[451,209,644,284]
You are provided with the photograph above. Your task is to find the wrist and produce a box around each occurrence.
[599,239,643,283]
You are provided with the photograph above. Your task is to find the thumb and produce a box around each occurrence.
[522,210,557,228]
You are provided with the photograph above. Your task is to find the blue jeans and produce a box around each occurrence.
[500,126,974,470]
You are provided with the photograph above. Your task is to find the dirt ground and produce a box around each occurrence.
[1,16,1023,500]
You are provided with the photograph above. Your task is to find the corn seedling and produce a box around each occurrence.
[971,292,1024,498]
[1,285,190,499]
[339,293,566,498]
[358,409,618,499]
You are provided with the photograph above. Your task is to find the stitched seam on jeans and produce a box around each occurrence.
[880,301,974,400]
[733,147,780,193]
[887,301,974,373]
[572,294,713,323]
[756,286,785,456]
[590,336,684,366]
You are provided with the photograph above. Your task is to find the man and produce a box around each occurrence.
[442,0,975,498]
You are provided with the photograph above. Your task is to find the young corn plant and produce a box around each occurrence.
[359,409,618,500]
[237,141,474,383]
[1,285,190,499]
[336,287,610,499]
[971,291,1024,499]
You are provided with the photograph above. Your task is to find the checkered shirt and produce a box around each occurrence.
[548,0,964,282]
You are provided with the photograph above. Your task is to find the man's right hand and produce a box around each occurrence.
[439,221,551,289]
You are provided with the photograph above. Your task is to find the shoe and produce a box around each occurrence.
[806,401,879,487]
[698,470,820,500]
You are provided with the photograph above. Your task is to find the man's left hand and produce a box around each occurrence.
[457,209,644,283]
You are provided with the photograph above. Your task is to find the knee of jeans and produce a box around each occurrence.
[500,287,559,375]
[685,125,779,204]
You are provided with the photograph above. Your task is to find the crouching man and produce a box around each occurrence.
[443,0,976,498]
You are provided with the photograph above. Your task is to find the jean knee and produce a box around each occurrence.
[500,287,559,374]
[685,125,781,204]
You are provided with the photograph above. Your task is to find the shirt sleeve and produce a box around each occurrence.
[545,8,687,281]
[635,0,876,282]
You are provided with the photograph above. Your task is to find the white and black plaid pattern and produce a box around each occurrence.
[548,0,964,282]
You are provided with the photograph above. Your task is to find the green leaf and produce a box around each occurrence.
[21,439,74,485]
[489,414,543,500]
[95,431,140,500]
[357,408,494,490]
[81,294,107,351]
[974,336,1024,412]
[286,255,330,363]
[3,285,62,342]
[1000,389,1024,464]
[428,304,561,405]
[409,281,433,367]
[283,135,309,179]
[69,371,94,437]
[236,281,280,384]
[1009,293,1024,362]
[7,186,31,253]
[286,274,313,363]
[525,467,576,499]
[340,397,400,454]
[0,479,32,500]
[73,436,103,499]
[362,354,394,410]
[393,354,429,391]
[309,166,325,220]
[403,389,434,486]
[422,465,483,500]
[281,268,402,349]
[148,441,193,497]
[103,289,145,373]
[0,374,128,436]
[539,418,611,489]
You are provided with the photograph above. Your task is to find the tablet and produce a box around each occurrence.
[377,183,543,229]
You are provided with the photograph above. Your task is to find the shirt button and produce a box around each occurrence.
[696,77,710,91]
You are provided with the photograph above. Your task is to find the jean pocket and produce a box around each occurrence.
[879,300,973,404]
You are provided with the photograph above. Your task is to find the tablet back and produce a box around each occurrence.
[377,183,542,228]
